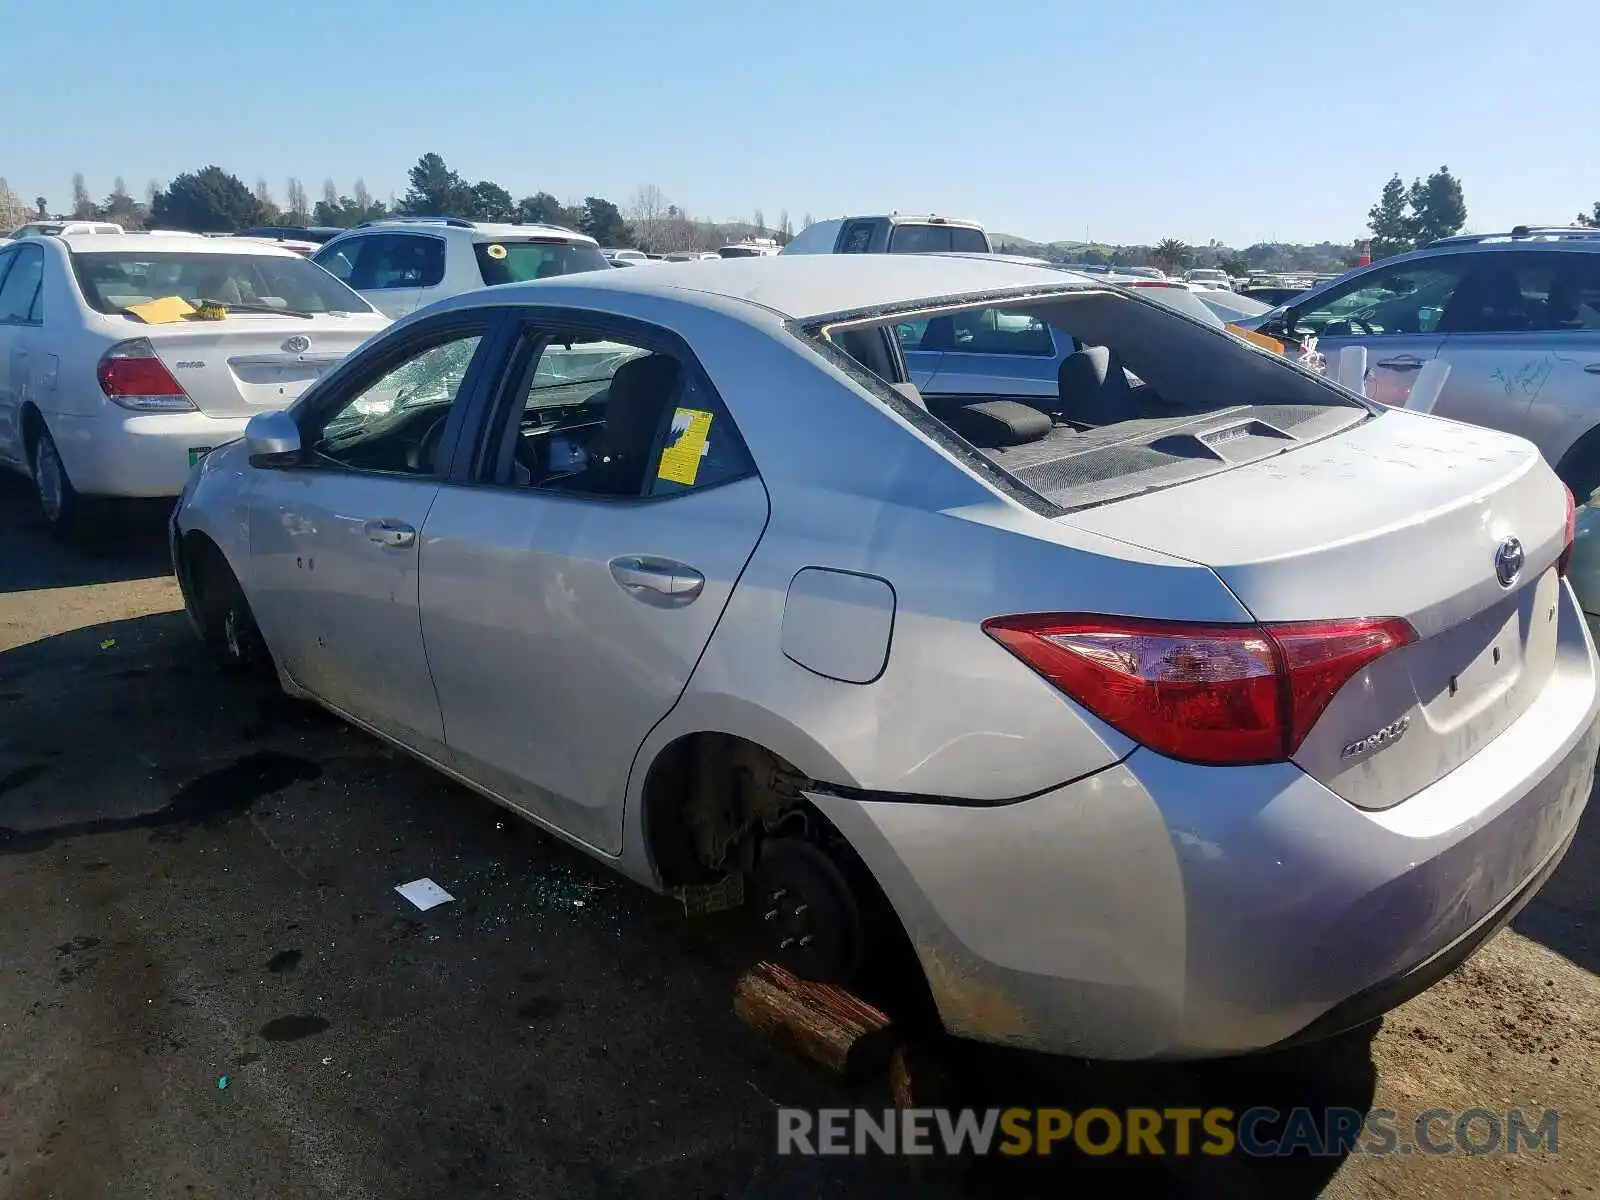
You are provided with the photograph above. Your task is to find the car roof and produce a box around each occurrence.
[337,218,595,245]
[59,234,301,257]
[439,253,1092,323]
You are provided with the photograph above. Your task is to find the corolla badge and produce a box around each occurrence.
[1341,716,1410,761]
[282,334,311,354]
[1494,537,1524,588]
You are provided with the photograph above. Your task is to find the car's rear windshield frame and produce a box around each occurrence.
[473,239,611,286]
[69,248,375,316]
[791,284,1371,515]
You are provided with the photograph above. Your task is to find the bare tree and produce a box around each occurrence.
[353,178,372,212]
[777,208,792,244]
[0,178,27,230]
[321,178,338,210]
[254,176,274,209]
[752,209,766,238]
[628,183,668,251]
[283,178,309,223]
[801,212,814,230]
[71,171,93,218]
[146,179,161,209]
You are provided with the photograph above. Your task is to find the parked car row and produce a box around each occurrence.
[167,251,1594,1063]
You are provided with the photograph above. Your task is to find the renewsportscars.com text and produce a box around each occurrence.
[777,1106,1559,1158]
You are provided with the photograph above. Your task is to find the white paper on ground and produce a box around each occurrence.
[395,878,455,911]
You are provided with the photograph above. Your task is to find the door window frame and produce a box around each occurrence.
[1438,250,1600,339]
[468,305,758,503]
[1279,254,1471,340]
[0,243,45,327]
[279,309,514,481]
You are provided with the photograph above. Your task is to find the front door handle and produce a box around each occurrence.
[1376,355,1425,371]
[609,555,705,601]
[1584,363,1600,375]
[363,518,416,548]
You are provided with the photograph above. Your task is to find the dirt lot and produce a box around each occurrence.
[1,476,1597,1199]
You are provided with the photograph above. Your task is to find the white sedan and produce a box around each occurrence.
[0,233,389,536]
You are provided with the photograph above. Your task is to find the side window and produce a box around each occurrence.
[366,234,445,289]
[949,306,1055,355]
[887,225,952,254]
[895,318,932,349]
[837,221,875,254]
[313,239,359,283]
[0,250,15,295]
[304,330,485,476]
[0,245,44,325]
[1545,255,1600,332]
[1288,259,1469,338]
[1447,253,1600,334]
[495,328,753,499]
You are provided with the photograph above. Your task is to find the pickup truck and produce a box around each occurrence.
[781,214,991,255]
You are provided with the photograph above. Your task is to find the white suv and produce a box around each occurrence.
[312,218,609,319]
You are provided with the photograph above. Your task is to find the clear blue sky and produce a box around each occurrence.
[3,0,1594,246]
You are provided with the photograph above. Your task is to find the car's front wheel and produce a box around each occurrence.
[189,541,269,671]
[31,426,83,540]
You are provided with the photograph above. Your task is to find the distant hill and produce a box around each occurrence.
[988,232,1357,274]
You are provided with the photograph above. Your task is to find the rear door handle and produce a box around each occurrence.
[609,555,705,601]
[1376,355,1425,371]
[363,518,416,547]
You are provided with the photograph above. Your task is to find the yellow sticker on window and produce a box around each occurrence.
[486,243,507,259]
[1228,323,1286,355]
[657,407,714,486]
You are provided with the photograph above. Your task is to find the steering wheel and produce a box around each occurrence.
[411,416,448,474]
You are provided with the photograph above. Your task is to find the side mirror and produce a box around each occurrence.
[245,410,302,465]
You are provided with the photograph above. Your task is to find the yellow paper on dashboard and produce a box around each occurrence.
[657,407,714,486]
[1228,323,1285,355]
[126,296,197,325]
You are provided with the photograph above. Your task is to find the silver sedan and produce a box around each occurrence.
[171,255,1597,1060]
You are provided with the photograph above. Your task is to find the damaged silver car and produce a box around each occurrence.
[172,254,1595,1059]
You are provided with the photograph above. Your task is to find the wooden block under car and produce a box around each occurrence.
[732,960,896,1080]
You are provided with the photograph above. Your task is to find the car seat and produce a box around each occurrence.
[582,354,683,495]
[1056,345,1135,427]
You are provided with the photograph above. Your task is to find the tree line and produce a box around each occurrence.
[9,157,1598,263]
[2,154,803,253]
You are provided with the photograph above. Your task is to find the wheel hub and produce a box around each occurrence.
[752,837,863,983]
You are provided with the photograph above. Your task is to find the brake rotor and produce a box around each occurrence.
[751,836,863,984]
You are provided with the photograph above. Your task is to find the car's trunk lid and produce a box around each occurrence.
[1066,411,1571,809]
[140,316,387,417]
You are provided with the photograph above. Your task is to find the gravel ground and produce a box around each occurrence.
[0,477,1595,1199]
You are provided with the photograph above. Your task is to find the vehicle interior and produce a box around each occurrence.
[496,337,745,498]
[824,288,1372,509]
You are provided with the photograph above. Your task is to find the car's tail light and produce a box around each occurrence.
[982,614,1416,766]
[1558,484,1576,577]
[96,339,196,412]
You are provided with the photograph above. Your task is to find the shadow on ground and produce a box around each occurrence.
[0,475,173,593]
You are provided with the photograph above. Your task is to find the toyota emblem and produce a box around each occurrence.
[1493,537,1524,588]
[282,334,311,354]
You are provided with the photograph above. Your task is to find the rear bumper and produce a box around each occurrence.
[50,410,248,498]
[810,580,1600,1060]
